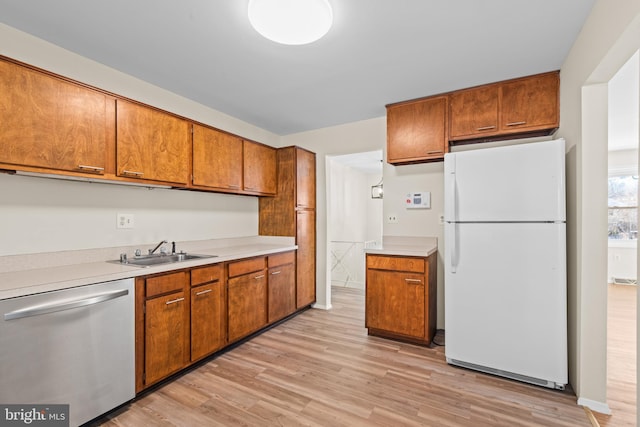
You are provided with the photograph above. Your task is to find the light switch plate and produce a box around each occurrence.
[117,213,134,229]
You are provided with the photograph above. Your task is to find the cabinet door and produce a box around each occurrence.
[296,210,316,308]
[191,281,226,361]
[228,271,267,342]
[0,59,108,174]
[268,261,296,322]
[116,99,190,184]
[387,96,448,164]
[192,125,242,191]
[243,140,277,195]
[366,269,425,339]
[500,72,559,133]
[449,85,499,140]
[145,291,189,386]
[296,148,316,209]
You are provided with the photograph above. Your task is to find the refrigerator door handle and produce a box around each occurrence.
[449,170,458,273]
[451,222,458,274]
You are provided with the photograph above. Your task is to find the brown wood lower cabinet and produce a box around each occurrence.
[136,252,300,393]
[227,257,268,343]
[365,253,437,345]
[190,264,226,362]
[268,251,296,323]
[136,271,190,391]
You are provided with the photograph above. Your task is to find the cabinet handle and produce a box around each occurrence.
[476,125,496,131]
[121,170,144,177]
[77,165,105,174]
[254,274,265,280]
[405,278,423,284]
[271,271,281,275]
[165,297,185,305]
[427,150,443,155]
[195,289,212,296]
[227,184,240,189]
[245,186,257,190]
[506,121,527,127]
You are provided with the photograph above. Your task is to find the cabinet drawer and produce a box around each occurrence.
[146,271,187,298]
[228,257,266,278]
[366,255,425,273]
[191,264,222,286]
[268,251,295,268]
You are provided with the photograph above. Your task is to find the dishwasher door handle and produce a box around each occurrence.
[4,289,129,321]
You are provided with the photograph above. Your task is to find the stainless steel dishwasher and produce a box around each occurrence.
[0,278,135,427]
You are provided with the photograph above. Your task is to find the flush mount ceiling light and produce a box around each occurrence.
[248,0,333,45]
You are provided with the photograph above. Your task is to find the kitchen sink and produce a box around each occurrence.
[109,253,217,268]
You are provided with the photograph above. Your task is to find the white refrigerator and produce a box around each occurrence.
[444,138,567,390]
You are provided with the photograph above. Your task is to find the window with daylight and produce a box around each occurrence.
[608,174,638,240]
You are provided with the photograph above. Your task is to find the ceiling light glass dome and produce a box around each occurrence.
[248,0,333,45]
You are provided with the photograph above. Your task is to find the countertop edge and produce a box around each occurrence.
[0,244,297,300]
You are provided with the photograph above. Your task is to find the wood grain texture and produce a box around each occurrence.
[0,58,108,173]
[191,281,226,362]
[259,147,297,237]
[500,71,559,132]
[594,283,636,426]
[228,270,268,343]
[191,264,223,287]
[98,287,591,427]
[386,95,448,164]
[449,84,499,139]
[268,260,296,323]
[295,147,316,209]
[116,99,190,184]
[296,209,316,308]
[192,124,243,191]
[243,140,277,195]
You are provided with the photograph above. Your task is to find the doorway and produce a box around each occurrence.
[603,49,639,424]
[327,150,383,289]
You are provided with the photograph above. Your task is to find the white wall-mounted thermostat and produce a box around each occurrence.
[405,192,431,209]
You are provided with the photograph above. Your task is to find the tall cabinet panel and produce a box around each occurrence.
[259,146,316,309]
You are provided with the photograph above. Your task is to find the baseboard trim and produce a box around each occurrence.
[311,303,332,310]
[577,397,611,415]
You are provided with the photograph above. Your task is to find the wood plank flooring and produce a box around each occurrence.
[594,283,637,426]
[95,287,591,426]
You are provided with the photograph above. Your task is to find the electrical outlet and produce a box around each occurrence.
[117,213,134,229]
[439,214,445,225]
[387,214,398,224]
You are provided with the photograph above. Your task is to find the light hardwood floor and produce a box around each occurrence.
[96,287,591,426]
[594,283,637,426]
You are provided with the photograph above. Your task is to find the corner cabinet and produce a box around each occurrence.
[116,99,191,185]
[365,253,437,345]
[386,95,448,165]
[0,57,111,176]
[259,146,317,309]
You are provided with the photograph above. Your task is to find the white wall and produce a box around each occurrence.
[0,24,279,256]
[558,0,640,414]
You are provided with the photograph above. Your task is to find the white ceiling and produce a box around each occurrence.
[0,0,596,136]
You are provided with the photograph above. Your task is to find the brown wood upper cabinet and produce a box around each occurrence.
[192,124,243,192]
[386,95,448,165]
[243,140,277,196]
[449,71,559,142]
[0,58,110,175]
[116,99,190,185]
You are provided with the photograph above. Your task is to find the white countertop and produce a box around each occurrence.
[0,237,296,300]
[364,236,438,257]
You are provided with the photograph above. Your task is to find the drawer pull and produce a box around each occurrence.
[165,297,185,305]
[77,165,105,174]
[227,184,240,189]
[245,186,256,190]
[254,274,265,280]
[427,150,443,155]
[506,121,527,126]
[195,289,212,296]
[405,278,422,284]
[121,170,144,177]
[476,125,496,131]
[271,271,281,275]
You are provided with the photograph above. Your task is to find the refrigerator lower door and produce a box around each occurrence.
[444,222,567,389]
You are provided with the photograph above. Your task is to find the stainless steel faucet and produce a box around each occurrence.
[149,240,168,255]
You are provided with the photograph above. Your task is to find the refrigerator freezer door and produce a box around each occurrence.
[444,139,565,222]
[444,222,567,386]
